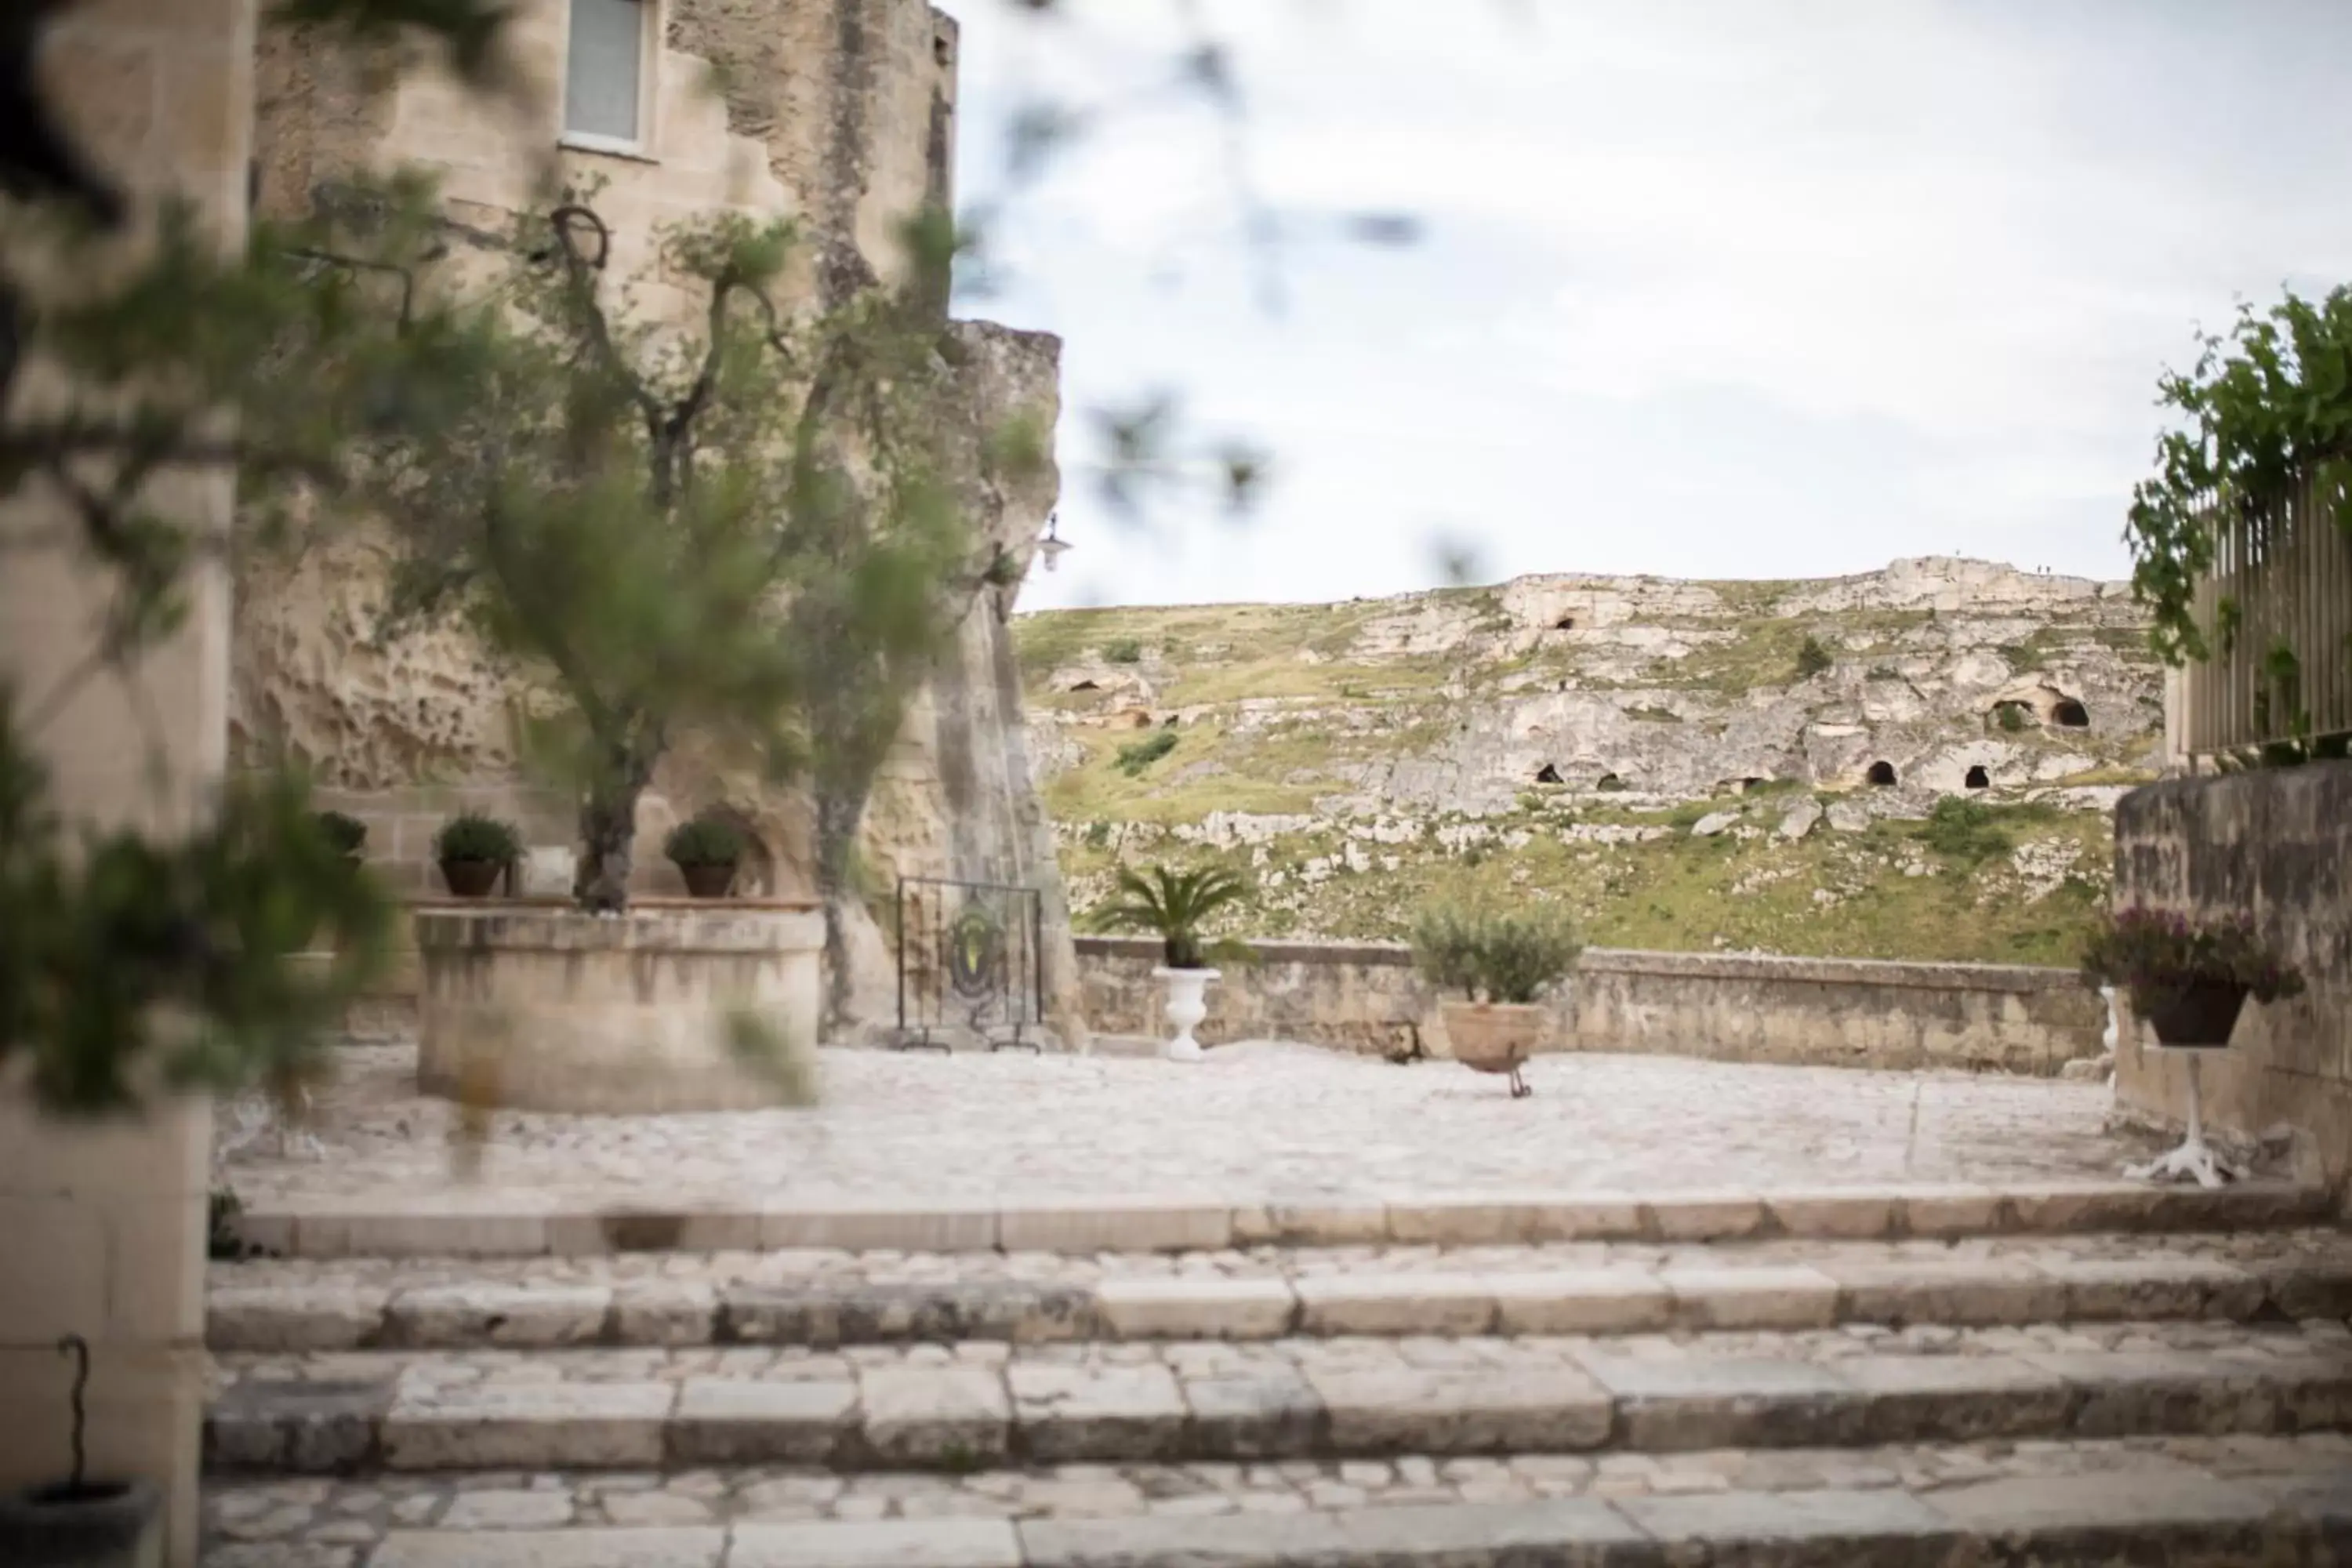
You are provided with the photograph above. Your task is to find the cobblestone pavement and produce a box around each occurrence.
[220,1043,2166,1212]
[201,1432,2352,1558]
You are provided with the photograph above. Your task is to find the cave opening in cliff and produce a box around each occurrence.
[1534,763,1563,784]
[1866,760,1897,786]
[1555,615,1576,630]
[1069,679,1098,691]
[1965,765,1990,789]
[2052,697,2090,728]
[1595,771,1625,791]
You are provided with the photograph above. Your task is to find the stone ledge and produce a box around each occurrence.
[220,1180,2335,1261]
[414,902,822,955]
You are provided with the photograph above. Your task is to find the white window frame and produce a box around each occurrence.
[560,0,660,158]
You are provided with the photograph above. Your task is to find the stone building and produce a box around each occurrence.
[236,0,1086,1041]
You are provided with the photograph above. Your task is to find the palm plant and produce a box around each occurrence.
[1096,865,1254,971]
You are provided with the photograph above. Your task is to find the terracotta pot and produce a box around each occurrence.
[678,862,736,899]
[0,1478,162,1567]
[2139,981,2247,1048]
[1440,1000,1547,1098]
[439,858,503,898]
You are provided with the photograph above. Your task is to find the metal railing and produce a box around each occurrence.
[891,877,1046,1051]
[2176,470,2352,756]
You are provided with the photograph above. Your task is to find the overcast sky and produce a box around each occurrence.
[952,0,2352,612]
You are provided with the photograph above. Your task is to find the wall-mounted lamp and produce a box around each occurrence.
[1036,512,1072,575]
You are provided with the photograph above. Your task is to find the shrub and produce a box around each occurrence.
[1411,902,1583,1004]
[433,812,521,865]
[1918,796,2011,862]
[665,815,746,869]
[1115,729,1178,775]
[315,811,368,856]
[1994,702,2030,732]
[1095,864,1254,969]
[2079,909,2304,1007]
[1794,635,1835,680]
[1102,637,1144,665]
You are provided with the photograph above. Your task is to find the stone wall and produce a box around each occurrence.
[2111,765,2352,1189]
[1077,938,2106,1075]
[238,0,1084,1042]
[2,3,253,1559]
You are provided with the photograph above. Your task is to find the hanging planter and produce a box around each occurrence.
[0,1337,162,1568]
[2080,908,2303,1052]
[2140,981,2250,1048]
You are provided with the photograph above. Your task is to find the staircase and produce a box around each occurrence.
[202,1180,2352,1566]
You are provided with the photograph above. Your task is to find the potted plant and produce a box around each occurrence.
[315,810,368,862]
[2080,907,2304,1047]
[1412,901,1582,1098]
[0,1336,162,1568]
[665,815,745,899]
[432,812,521,899]
[1096,865,1254,1061]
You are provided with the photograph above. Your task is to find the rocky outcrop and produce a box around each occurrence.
[1020,558,2165,964]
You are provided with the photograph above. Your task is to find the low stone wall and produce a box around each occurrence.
[416,902,823,1112]
[1077,938,2106,1075]
[2112,764,2352,1189]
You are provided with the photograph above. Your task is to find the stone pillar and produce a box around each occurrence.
[0,2,256,1563]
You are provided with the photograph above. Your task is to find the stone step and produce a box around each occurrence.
[219,1178,2333,1261]
[201,1435,2352,1567]
[204,1318,2352,1478]
[206,1229,2352,1352]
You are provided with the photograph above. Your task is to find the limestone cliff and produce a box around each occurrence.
[1018,558,2166,967]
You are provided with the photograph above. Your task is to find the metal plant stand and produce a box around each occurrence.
[2125,1050,2241,1188]
[891,877,1047,1054]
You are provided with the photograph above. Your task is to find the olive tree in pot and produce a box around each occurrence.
[665,815,744,899]
[1096,866,1254,1062]
[0,1337,160,1567]
[2080,908,2304,1048]
[1412,902,1583,1098]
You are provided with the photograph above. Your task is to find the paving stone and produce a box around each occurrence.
[611,1281,717,1347]
[1661,1266,1840,1330]
[368,1527,723,1567]
[1926,1469,2274,1537]
[437,1489,575,1530]
[1645,1192,1767,1242]
[1294,1273,1497,1336]
[730,1518,1023,1568]
[1335,1497,1649,1557]
[1487,1270,1674,1334]
[1091,1277,1296,1340]
[1178,1367,1327,1459]
[209,1285,389,1352]
[668,1378,856,1465]
[206,1377,394,1473]
[2034,1255,2263,1321]
[1619,1486,1953,1562]
[1824,1258,2065,1327]
[1573,1354,1860,1452]
[858,1366,1011,1466]
[389,1285,612,1348]
[1305,1363,1613,1454]
[1832,1354,2072,1443]
[2002,1182,2166,1234]
[1008,1363,1191,1463]
[202,1547,361,1568]
[760,1204,998,1254]
[1019,1508,1348,1566]
[996,1202,1232,1254]
[1232,1201,1389,1246]
[1886,1185,2003,1238]
[1764,1190,1896,1240]
[382,1381,673,1470]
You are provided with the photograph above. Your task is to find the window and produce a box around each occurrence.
[565,0,648,147]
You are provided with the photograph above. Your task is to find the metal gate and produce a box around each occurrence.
[892,877,1045,1051]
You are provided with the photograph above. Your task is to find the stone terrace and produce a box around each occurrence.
[224,1041,2160,1218]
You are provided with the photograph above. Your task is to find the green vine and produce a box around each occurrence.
[2125,285,2352,666]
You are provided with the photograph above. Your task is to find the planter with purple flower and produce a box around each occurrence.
[2079,908,2305,1048]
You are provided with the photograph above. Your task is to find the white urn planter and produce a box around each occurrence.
[1153,966,1220,1062]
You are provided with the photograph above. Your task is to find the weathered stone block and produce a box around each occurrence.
[669,1377,855,1465]
[1091,1277,1297,1340]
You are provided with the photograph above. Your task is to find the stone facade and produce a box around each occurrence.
[1077,937,2107,1075]
[2111,764,2352,1190]
[237,0,1083,1042]
[2,2,257,1560]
